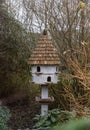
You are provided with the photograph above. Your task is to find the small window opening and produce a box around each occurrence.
[47,76,51,82]
[56,67,57,71]
[37,66,40,72]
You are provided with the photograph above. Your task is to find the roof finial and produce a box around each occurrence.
[43,29,47,35]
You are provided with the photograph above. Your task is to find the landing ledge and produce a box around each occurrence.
[35,96,54,103]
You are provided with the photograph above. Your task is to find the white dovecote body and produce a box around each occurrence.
[31,65,59,84]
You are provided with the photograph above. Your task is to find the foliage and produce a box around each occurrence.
[0,106,11,130]
[33,109,60,129]
[50,78,90,116]
[0,2,39,98]
[33,109,77,129]
[49,41,90,114]
[52,117,90,130]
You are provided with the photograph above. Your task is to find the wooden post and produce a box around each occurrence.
[41,85,48,116]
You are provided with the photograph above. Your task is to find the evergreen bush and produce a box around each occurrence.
[0,106,11,130]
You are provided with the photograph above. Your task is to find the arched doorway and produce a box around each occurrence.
[47,76,51,82]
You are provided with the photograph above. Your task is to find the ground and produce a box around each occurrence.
[7,98,40,130]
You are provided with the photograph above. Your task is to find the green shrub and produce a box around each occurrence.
[0,106,11,130]
[33,109,76,129]
[52,117,90,130]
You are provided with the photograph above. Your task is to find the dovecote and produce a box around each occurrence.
[28,30,60,84]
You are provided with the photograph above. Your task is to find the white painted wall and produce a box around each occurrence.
[31,65,59,84]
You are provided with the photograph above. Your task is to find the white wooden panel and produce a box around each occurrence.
[31,65,59,84]
[41,86,48,99]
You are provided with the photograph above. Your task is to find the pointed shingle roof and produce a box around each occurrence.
[28,30,60,65]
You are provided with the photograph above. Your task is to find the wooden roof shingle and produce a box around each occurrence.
[28,31,60,65]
